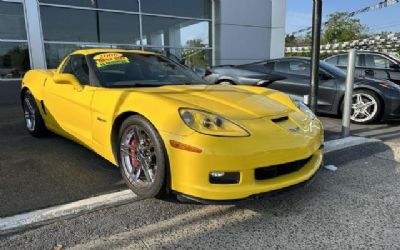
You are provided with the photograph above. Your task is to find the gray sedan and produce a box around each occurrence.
[205,57,400,124]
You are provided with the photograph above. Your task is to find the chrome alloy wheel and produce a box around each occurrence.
[351,93,378,123]
[120,125,158,188]
[23,96,36,132]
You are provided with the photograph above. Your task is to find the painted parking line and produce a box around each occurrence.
[0,136,380,235]
[324,136,380,153]
[0,190,138,235]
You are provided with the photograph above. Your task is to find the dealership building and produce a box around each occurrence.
[0,0,285,79]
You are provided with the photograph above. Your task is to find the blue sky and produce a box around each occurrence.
[286,0,400,34]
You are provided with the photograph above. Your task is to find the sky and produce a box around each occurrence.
[286,0,400,35]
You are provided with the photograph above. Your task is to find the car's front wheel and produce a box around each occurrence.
[22,90,47,137]
[118,115,167,198]
[350,89,381,124]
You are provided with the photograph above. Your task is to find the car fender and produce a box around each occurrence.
[21,70,54,107]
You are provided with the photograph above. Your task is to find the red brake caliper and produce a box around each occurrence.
[129,139,140,171]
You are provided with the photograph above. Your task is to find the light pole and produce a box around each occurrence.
[309,0,322,113]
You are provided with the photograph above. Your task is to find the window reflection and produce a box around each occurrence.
[98,12,140,44]
[44,43,141,69]
[97,0,138,11]
[41,7,140,44]
[0,2,26,40]
[41,7,98,42]
[39,0,96,8]
[0,42,30,79]
[39,0,139,11]
[151,47,211,70]
[142,16,210,48]
[141,0,211,19]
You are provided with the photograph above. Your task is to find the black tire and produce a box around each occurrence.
[340,89,382,124]
[22,90,47,137]
[118,115,167,198]
[217,80,235,85]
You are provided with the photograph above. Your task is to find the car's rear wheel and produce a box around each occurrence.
[218,80,235,85]
[349,89,381,124]
[22,90,47,137]
[118,115,167,198]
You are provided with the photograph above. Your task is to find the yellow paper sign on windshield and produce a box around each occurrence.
[94,53,130,68]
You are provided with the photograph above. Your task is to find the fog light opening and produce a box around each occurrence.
[209,172,240,184]
[210,172,225,178]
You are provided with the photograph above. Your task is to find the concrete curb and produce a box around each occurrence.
[0,190,138,236]
[0,136,382,236]
[324,136,380,153]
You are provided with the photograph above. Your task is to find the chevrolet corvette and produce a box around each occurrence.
[21,49,324,202]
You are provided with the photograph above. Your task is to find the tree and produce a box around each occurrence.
[183,39,208,68]
[322,12,368,44]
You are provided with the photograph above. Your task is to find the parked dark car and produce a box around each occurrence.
[324,51,400,85]
[205,57,400,124]
[204,65,286,86]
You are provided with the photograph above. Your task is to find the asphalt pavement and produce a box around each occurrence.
[0,80,399,218]
[0,142,398,249]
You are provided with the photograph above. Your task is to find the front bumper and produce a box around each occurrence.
[160,118,324,201]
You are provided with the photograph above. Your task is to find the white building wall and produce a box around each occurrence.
[214,0,286,65]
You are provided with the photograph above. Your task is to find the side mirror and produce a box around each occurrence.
[53,73,83,91]
[389,63,400,71]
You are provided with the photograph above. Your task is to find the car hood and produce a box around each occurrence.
[136,85,292,120]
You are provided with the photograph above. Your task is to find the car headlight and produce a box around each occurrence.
[179,108,250,137]
[290,96,316,120]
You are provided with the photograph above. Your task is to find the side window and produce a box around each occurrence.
[337,54,361,67]
[62,55,90,85]
[364,54,391,69]
[325,56,338,65]
[337,55,348,66]
[264,62,274,72]
[275,60,310,76]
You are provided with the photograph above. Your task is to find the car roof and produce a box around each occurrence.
[268,57,311,61]
[326,51,388,57]
[71,48,158,56]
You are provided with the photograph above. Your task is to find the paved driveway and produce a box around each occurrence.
[1,142,399,249]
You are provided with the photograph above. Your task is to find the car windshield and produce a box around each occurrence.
[320,61,346,78]
[89,52,208,88]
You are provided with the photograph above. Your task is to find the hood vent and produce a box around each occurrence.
[271,116,289,123]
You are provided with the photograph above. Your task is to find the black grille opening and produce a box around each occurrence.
[255,157,312,181]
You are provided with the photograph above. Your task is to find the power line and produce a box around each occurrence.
[288,0,400,36]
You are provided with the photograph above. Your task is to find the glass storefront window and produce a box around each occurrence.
[97,0,138,12]
[44,43,80,69]
[41,6,98,42]
[141,0,211,19]
[142,16,210,48]
[0,1,26,40]
[0,42,30,79]
[98,12,140,44]
[39,0,96,8]
[41,7,140,44]
[39,0,139,12]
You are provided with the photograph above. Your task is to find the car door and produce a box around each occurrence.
[44,54,95,147]
[267,59,337,112]
[361,53,400,83]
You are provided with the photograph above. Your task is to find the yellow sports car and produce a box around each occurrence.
[21,49,323,202]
